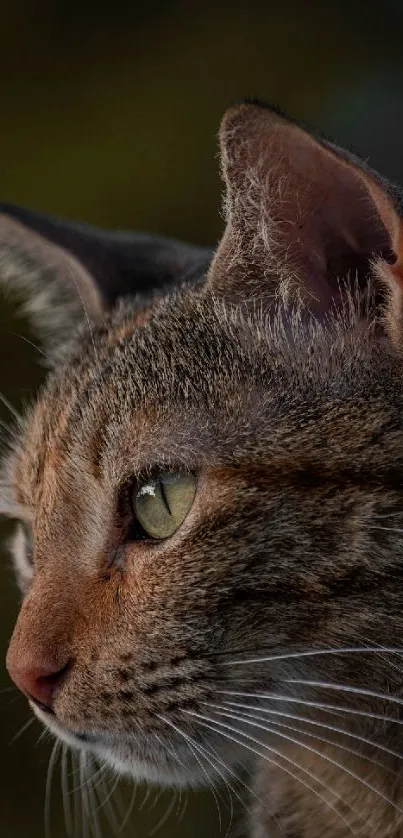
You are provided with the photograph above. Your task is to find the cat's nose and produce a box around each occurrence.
[7,656,70,713]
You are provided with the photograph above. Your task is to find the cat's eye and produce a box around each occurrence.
[132,472,197,540]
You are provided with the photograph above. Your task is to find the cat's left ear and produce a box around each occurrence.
[207,102,403,339]
[0,204,211,352]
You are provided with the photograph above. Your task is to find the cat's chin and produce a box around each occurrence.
[32,703,224,788]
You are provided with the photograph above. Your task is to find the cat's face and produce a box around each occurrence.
[3,103,403,788]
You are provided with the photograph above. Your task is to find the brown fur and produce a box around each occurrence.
[3,103,403,835]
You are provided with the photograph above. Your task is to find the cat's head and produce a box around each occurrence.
[2,102,403,786]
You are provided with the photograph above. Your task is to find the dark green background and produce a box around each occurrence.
[1,2,403,836]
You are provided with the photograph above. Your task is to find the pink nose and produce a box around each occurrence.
[7,660,70,712]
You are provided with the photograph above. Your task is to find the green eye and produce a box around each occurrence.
[132,473,197,540]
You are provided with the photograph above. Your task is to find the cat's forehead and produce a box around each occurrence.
[9,292,403,518]
[14,298,257,480]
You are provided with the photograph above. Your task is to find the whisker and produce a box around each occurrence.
[221,646,403,667]
[36,729,49,747]
[358,634,403,679]
[185,741,233,838]
[204,736,286,835]
[86,758,120,835]
[174,783,182,820]
[147,786,163,815]
[61,744,73,836]
[9,714,35,744]
[183,709,359,836]
[152,730,187,773]
[138,781,154,812]
[72,750,81,838]
[214,699,403,766]
[79,751,90,838]
[78,756,107,790]
[90,765,120,828]
[284,679,403,707]
[85,754,103,838]
[158,714,227,836]
[210,706,403,818]
[148,790,180,838]
[151,728,188,824]
[207,701,396,773]
[0,391,21,422]
[44,739,61,838]
[177,790,189,824]
[13,331,49,360]
[217,689,403,726]
[117,778,137,833]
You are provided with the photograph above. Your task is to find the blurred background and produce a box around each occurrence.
[1,0,403,835]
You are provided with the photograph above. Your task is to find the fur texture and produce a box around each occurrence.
[3,103,403,836]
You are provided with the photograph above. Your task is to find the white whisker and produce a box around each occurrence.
[221,645,403,667]
[217,689,403,725]
[152,731,187,773]
[213,699,403,766]
[183,708,359,836]
[91,760,121,836]
[138,781,154,812]
[117,777,137,833]
[203,736,286,835]
[0,391,21,422]
[358,634,403,679]
[284,679,403,706]
[209,706,403,818]
[158,714,228,836]
[148,790,178,837]
[177,789,189,824]
[61,744,73,836]
[207,701,396,773]
[147,786,163,815]
[79,751,91,838]
[44,739,61,838]
[13,331,49,360]
[90,764,120,829]
[85,755,103,838]
[9,714,35,744]
[72,750,81,838]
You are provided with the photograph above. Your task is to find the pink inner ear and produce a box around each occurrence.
[255,125,399,314]
[209,103,403,316]
[295,177,397,316]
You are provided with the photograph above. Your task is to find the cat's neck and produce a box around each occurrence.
[252,744,403,838]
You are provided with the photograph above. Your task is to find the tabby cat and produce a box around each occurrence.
[3,101,403,837]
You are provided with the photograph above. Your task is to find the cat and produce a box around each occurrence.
[2,100,403,837]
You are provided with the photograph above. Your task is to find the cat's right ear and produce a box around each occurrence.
[207,102,403,337]
[0,204,211,353]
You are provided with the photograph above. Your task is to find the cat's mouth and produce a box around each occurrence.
[31,702,219,786]
[74,731,100,744]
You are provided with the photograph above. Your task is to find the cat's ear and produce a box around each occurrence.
[207,102,403,336]
[0,203,211,351]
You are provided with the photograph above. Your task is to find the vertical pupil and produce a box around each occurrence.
[159,478,171,514]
